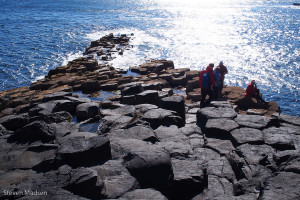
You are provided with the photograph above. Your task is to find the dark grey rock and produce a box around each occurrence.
[11,120,56,143]
[106,125,157,143]
[206,118,239,138]
[50,121,79,140]
[276,113,300,126]
[28,101,58,117]
[191,147,221,162]
[52,100,77,115]
[0,124,11,136]
[121,83,144,96]
[210,101,233,108]
[142,108,184,129]
[123,142,173,189]
[99,114,133,134]
[192,175,234,200]
[81,80,101,92]
[122,189,167,200]
[41,111,73,123]
[206,156,236,181]
[261,172,300,200]
[237,144,276,165]
[58,165,103,199]
[76,102,100,121]
[120,95,138,105]
[234,114,273,129]
[100,82,118,91]
[189,133,205,150]
[42,92,72,102]
[206,137,236,155]
[230,128,264,145]
[136,90,159,105]
[197,106,237,122]
[0,113,29,131]
[93,160,138,199]
[237,164,272,196]
[159,95,186,123]
[109,138,148,159]
[179,123,203,137]
[170,159,205,199]
[274,150,300,174]
[56,136,111,168]
[186,114,197,124]
[135,104,158,114]
[263,127,296,150]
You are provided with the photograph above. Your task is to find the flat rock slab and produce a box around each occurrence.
[206,118,239,137]
[230,128,264,145]
[234,114,273,129]
[276,113,300,126]
[106,125,157,143]
[76,102,100,121]
[93,160,137,199]
[142,108,184,129]
[210,101,233,108]
[197,107,237,122]
[0,113,29,131]
[121,189,168,200]
[206,137,236,155]
[261,172,300,200]
[206,156,236,181]
[237,144,276,165]
[56,136,111,168]
[263,127,296,150]
[159,95,185,121]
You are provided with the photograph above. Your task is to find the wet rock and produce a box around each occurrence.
[263,127,296,150]
[56,136,111,168]
[261,172,300,200]
[123,142,173,189]
[93,160,138,199]
[234,114,273,129]
[100,82,118,91]
[230,128,264,145]
[0,113,29,131]
[76,102,100,122]
[81,80,101,93]
[142,108,184,129]
[10,120,55,143]
[121,188,168,200]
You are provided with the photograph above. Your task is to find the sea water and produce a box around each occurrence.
[0,0,299,116]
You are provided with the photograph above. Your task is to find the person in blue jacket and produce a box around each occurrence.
[213,67,221,99]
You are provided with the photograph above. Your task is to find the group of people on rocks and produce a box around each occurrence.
[199,61,265,108]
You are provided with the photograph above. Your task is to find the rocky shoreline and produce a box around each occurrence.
[0,34,299,200]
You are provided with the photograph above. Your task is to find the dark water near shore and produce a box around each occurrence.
[0,0,299,116]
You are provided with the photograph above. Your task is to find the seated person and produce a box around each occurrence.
[244,80,266,103]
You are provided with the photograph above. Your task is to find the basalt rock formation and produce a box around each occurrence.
[0,34,299,200]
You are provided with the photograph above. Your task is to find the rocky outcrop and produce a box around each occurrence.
[0,33,299,200]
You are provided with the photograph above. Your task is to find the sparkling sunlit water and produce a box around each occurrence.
[0,0,299,116]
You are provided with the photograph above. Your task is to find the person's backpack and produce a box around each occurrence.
[202,72,211,88]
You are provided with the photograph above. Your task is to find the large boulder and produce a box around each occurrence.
[123,143,173,189]
[10,120,56,143]
[142,108,184,129]
[136,90,159,105]
[0,113,29,131]
[56,136,111,168]
[121,83,144,96]
[263,127,296,150]
[261,172,300,200]
[93,160,138,199]
[230,128,264,145]
[160,95,186,123]
[76,102,100,122]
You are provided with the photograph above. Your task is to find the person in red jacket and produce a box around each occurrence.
[245,80,266,103]
[199,63,216,108]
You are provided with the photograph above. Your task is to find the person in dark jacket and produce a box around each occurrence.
[217,61,228,88]
[245,80,266,103]
[213,67,221,99]
[199,63,216,108]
